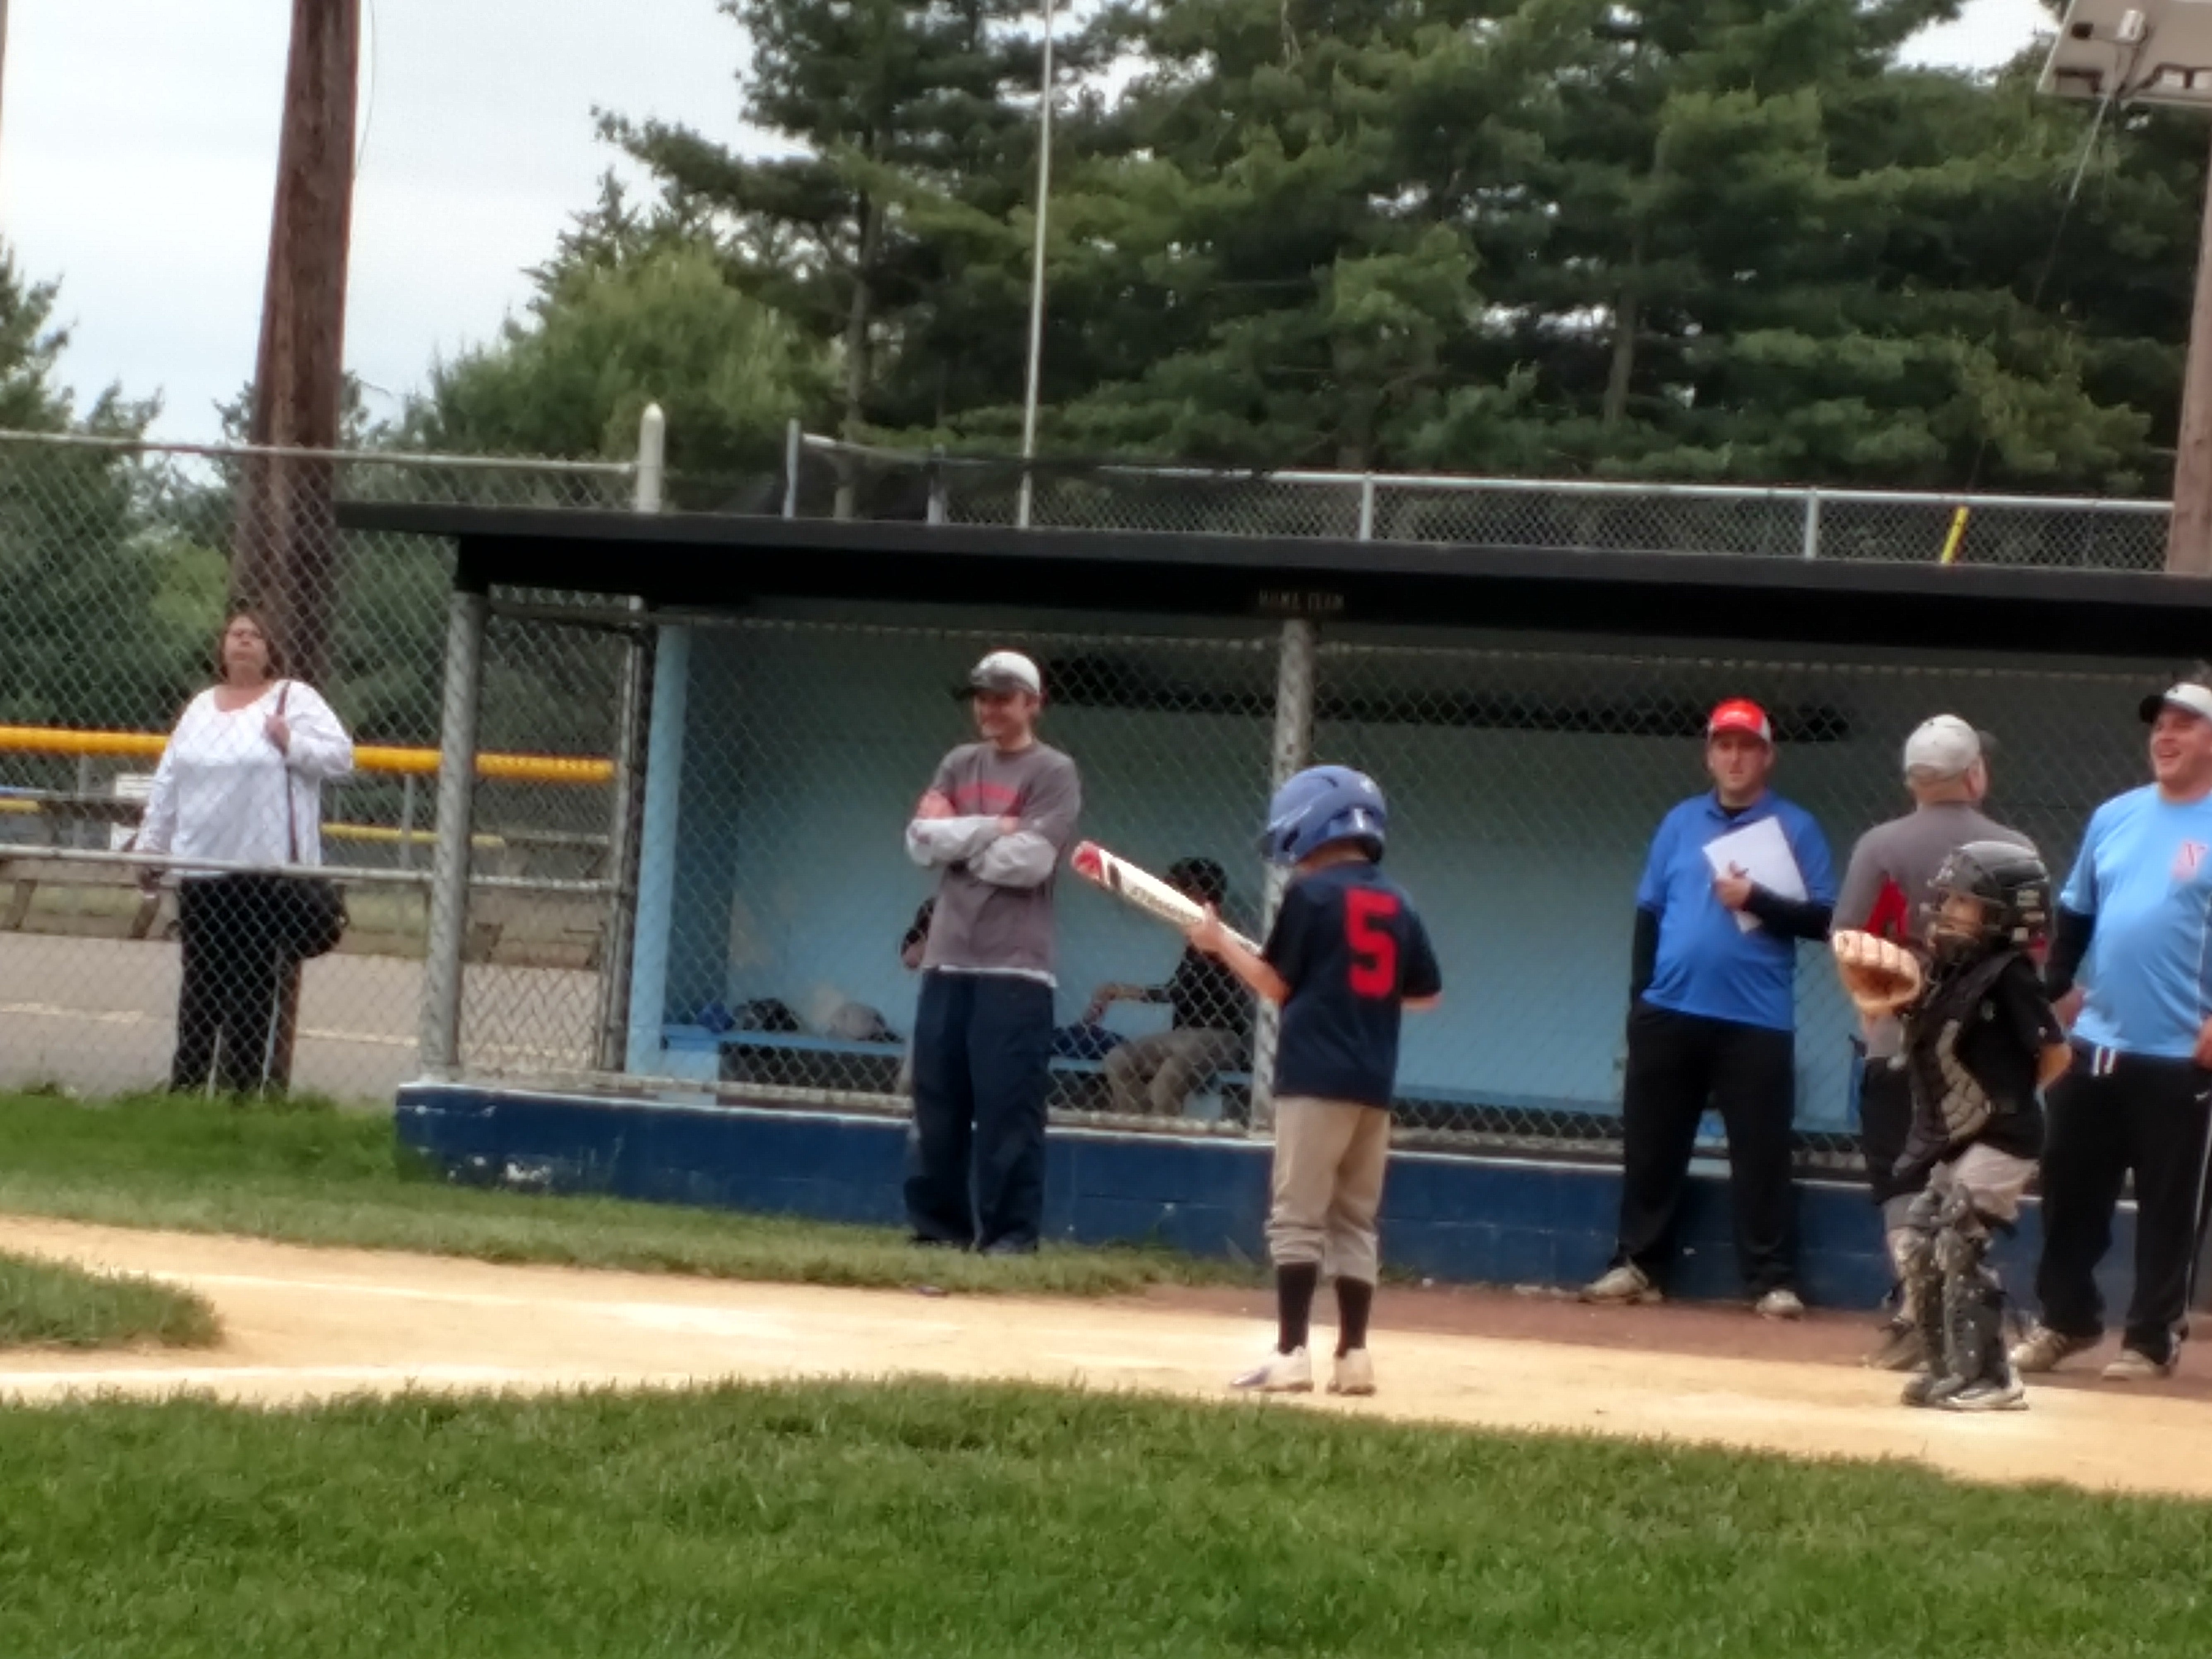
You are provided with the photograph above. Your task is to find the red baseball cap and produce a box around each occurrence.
[1707,698,1773,743]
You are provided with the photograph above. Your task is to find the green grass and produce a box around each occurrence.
[4,1380,2212,1657]
[0,1094,1252,1296]
[0,1248,218,1350]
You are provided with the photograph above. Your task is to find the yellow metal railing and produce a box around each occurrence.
[0,799,508,851]
[0,725,613,785]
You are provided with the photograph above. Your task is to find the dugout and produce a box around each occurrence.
[344,498,2212,1305]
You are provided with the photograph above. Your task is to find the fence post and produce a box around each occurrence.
[782,419,801,520]
[398,774,417,871]
[1801,489,1821,561]
[1248,618,1317,1136]
[927,447,948,526]
[1356,475,1377,542]
[419,581,488,1080]
[623,624,691,1075]
[594,402,664,1070]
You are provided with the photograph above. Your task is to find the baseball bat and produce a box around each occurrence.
[1070,841,1261,955]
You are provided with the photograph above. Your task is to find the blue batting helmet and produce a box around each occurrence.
[1262,765,1387,866]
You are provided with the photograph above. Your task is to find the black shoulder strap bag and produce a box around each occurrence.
[275,682,348,960]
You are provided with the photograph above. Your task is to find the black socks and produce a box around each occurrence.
[1276,1262,1320,1353]
[1335,1277,1373,1355]
[1275,1265,1376,1356]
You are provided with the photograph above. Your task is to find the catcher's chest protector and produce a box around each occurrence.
[1901,950,2027,1160]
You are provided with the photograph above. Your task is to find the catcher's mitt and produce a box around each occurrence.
[1830,928,1923,1016]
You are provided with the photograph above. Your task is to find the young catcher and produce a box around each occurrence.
[1832,840,2068,1411]
[1188,765,1442,1397]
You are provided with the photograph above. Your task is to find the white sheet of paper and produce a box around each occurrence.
[1702,815,1806,934]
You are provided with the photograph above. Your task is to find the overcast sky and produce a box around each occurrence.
[0,0,2052,445]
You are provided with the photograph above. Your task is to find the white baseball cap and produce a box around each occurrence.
[2139,681,2212,724]
[962,649,1042,698]
[1902,715,1991,779]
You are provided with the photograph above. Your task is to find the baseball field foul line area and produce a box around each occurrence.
[5,1217,2210,1500]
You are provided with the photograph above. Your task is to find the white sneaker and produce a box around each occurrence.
[2101,1347,2177,1382]
[1581,1264,1661,1305]
[1233,1346,1313,1392]
[1900,1370,1960,1410]
[2010,1324,2094,1375]
[1940,1377,2028,1412]
[1754,1287,1806,1321]
[1329,1349,1376,1396]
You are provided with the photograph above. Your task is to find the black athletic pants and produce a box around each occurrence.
[905,971,1053,1251]
[1858,1056,1922,1215]
[1613,1002,1799,1295]
[2035,1047,2212,1363]
[171,875,293,1096]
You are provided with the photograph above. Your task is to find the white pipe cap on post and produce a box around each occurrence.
[635,403,666,515]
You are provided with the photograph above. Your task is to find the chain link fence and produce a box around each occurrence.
[0,418,2190,1178]
[794,433,2173,571]
[435,591,2179,1170]
[0,428,636,1099]
[445,613,1283,1137]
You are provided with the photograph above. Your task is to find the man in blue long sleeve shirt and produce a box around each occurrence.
[1584,699,1837,1317]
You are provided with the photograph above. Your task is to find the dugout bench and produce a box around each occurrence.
[659,1025,1257,1123]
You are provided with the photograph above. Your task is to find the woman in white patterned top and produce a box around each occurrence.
[135,610,354,1094]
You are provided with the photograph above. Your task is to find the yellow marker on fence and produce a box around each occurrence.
[1938,506,1970,566]
[0,726,613,785]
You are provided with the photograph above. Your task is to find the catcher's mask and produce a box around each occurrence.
[1920,839,2050,960]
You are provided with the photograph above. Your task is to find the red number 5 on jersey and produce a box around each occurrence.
[1344,887,1400,998]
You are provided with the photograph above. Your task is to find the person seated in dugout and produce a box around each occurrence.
[894,899,937,1095]
[899,898,935,973]
[1083,858,1255,1116]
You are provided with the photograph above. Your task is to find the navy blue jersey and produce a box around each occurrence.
[1263,862,1442,1109]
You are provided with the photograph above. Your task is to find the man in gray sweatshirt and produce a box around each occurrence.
[903,650,1083,1253]
[1833,716,2030,1369]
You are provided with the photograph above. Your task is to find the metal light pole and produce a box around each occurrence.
[2170,123,2212,575]
[2040,2,2212,571]
[1015,0,1056,531]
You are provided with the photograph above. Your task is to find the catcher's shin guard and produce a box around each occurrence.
[1887,1226,1920,1324]
[1934,1188,2018,1403]
[1864,1226,1929,1371]
[1898,1191,1952,1407]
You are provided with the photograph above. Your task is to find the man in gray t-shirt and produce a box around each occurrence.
[1834,715,2032,1368]
[902,649,1082,1253]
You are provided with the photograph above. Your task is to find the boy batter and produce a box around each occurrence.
[1188,765,1442,1396]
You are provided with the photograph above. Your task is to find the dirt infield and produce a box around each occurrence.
[4,1216,2211,1499]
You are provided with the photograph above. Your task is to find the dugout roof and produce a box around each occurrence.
[339,503,2212,659]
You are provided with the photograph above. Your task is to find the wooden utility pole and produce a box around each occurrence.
[2168,125,2212,574]
[237,0,359,1094]
[232,0,361,686]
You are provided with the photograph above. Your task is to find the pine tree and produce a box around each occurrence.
[0,244,189,728]
[1445,6,2179,490]
[1048,0,1585,471]
[604,0,1060,461]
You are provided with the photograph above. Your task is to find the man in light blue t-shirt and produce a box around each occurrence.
[2015,675,2212,1382]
